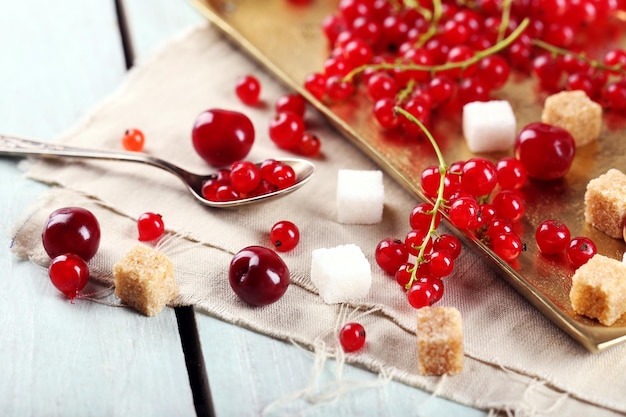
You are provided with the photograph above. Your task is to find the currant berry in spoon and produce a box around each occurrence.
[229,246,290,306]
[42,207,101,261]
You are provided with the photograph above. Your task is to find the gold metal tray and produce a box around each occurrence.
[191,0,626,352]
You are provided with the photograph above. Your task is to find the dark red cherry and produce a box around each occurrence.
[229,246,290,306]
[42,207,101,261]
[514,122,575,181]
[192,109,255,167]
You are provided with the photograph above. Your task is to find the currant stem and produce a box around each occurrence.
[343,18,530,83]
[497,0,513,43]
[532,39,626,76]
[394,106,447,290]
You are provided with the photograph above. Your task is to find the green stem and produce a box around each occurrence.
[497,0,513,42]
[532,39,626,76]
[394,107,447,289]
[343,17,530,83]
[413,0,443,47]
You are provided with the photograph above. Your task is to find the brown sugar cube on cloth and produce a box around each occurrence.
[584,168,626,239]
[417,306,464,376]
[113,245,178,316]
[541,90,602,147]
[570,254,626,326]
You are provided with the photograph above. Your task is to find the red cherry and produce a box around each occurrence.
[229,246,290,306]
[269,220,300,252]
[514,122,575,181]
[137,212,165,241]
[339,322,366,352]
[42,207,101,261]
[192,109,255,167]
[48,253,90,300]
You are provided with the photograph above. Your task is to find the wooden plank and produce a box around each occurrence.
[0,0,195,415]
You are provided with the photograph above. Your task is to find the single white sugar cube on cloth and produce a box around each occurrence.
[337,169,384,224]
[311,244,372,304]
[462,100,516,153]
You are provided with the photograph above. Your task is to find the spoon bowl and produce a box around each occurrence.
[0,134,315,208]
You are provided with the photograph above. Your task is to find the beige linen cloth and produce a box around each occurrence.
[10,23,626,416]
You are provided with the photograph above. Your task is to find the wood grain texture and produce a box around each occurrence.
[0,0,195,415]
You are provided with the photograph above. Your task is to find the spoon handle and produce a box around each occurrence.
[0,133,198,183]
[0,134,156,163]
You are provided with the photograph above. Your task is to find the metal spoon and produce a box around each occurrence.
[0,134,316,208]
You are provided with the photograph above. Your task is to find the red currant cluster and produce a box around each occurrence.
[234,74,322,157]
[531,43,626,112]
[270,93,322,156]
[200,158,297,202]
[535,220,597,268]
[303,0,626,131]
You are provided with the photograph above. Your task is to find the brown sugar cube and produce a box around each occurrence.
[113,245,178,317]
[570,254,626,326]
[417,306,464,376]
[584,168,626,239]
[541,90,602,147]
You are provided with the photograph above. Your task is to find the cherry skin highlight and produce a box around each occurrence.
[229,246,290,306]
[192,109,255,167]
[42,207,101,261]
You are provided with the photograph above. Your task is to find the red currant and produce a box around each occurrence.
[375,238,409,275]
[48,253,90,300]
[260,160,297,190]
[230,160,261,194]
[339,322,366,352]
[535,220,571,255]
[121,128,145,152]
[491,190,525,223]
[269,111,305,150]
[229,246,290,306]
[492,232,523,262]
[496,157,527,190]
[566,237,597,268]
[235,74,261,106]
[275,93,306,118]
[42,207,101,261]
[461,157,498,197]
[269,220,300,252]
[137,212,165,241]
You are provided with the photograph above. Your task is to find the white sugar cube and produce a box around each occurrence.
[462,100,516,153]
[337,169,384,224]
[311,244,372,304]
